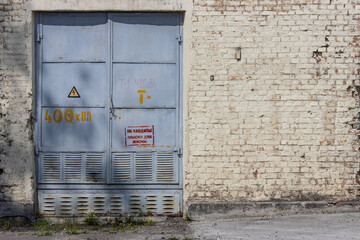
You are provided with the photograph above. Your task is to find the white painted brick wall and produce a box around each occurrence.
[0,0,34,213]
[184,0,360,205]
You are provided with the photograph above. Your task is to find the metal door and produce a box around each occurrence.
[36,13,183,216]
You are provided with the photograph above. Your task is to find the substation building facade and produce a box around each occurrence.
[0,0,359,218]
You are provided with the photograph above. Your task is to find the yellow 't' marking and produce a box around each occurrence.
[137,90,147,104]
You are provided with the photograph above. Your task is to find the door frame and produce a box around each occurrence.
[34,11,184,215]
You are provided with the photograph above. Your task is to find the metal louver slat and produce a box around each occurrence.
[93,196,105,214]
[110,195,123,214]
[112,153,131,182]
[77,196,89,215]
[60,196,72,215]
[64,153,82,181]
[156,152,174,182]
[42,196,56,215]
[42,153,61,181]
[129,194,141,214]
[85,153,103,182]
[146,195,157,213]
[163,195,175,214]
[135,152,153,181]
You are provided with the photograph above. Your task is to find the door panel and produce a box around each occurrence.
[42,13,107,62]
[42,63,106,107]
[111,13,178,63]
[39,152,105,184]
[110,151,178,183]
[112,63,177,108]
[111,109,176,151]
[41,107,106,150]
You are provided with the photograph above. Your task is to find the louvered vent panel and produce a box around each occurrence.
[163,195,175,214]
[109,195,123,214]
[64,153,82,181]
[129,195,142,214]
[60,196,72,215]
[42,196,56,215]
[93,196,106,214]
[135,152,153,181]
[146,195,157,214]
[42,153,61,181]
[85,153,103,182]
[156,152,174,182]
[38,191,181,216]
[77,196,89,215]
[112,153,131,182]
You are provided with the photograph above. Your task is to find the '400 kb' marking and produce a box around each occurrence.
[44,109,91,123]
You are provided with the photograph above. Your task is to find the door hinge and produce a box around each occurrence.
[177,147,183,157]
[36,33,43,42]
[35,146,40,155]
[36,22,43,42]
[176,34,182,44]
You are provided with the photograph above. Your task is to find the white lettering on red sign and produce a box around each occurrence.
[125,126,154,146]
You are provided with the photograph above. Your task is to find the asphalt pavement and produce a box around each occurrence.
[1,212,360,239]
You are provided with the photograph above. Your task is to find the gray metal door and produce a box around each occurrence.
[35,13,182,216]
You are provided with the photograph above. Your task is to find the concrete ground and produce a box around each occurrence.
[1,212,360,239]
[190,212,360,240]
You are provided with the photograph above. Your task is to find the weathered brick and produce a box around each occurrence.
[185,0,359,207]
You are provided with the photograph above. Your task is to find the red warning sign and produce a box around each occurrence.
[125,126,154,146]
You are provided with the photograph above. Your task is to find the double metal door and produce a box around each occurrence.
[36,13,182,216]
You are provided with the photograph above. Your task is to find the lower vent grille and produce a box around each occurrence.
[38,191,181,216]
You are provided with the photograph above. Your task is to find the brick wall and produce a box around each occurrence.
[185,0,360,205]
[0,0,34,216]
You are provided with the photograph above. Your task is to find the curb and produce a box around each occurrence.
[188,201,360,220]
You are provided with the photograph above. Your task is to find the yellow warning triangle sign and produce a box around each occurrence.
[68,86,80,98]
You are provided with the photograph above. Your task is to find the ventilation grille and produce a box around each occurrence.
[163,195,175,214]
[135,152,153,181]
[110,151,177,183]
[39,191,181,216]
[77,196,89,215]
[42,153,61,181]
[60,196,72,215]
[86,153,103,182]
[146,195,158,214]
[94,196,106,214]
[129,195,141,214]
[64,153,82,181]
[41,152,105,183]
[112,153,131,182]
[42,196,56,215]
[156,152,174,182]
[110,195,123,214]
